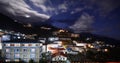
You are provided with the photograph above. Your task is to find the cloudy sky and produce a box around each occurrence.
[0,0,120,39]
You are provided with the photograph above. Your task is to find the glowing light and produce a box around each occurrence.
[25,15,31,18]
[5,60,10,62]
[86,37,91,41]
[0,29,2,31]
[24,44,29,46]
[79,50,83,53]
[41,27,51,30]
[76,43,87,46]
[90,45,94,48]
[104,49,108,52]
[59,30,65,32]
[17,36,21,39]
[14,43,20,47]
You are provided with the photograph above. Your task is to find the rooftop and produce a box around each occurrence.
[2,39,41,43]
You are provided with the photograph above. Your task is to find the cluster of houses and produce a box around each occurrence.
[0,29,86,63]
[0,29,112,63]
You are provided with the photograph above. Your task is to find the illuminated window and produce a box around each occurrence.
[5,44,10,46]
[24,44,29,46]
[31,48,35,52]
[48,38,54,41]
[2,35,10,41]
[15,54,20,58]
[14,59,19,62]
[32,44,36,46]
[39,44,43,46]
[6,48,10,52]
[5,59,10,62]
[14,43,20,47]
[30,54,35,58]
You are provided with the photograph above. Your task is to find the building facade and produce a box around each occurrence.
[2,39,43,62]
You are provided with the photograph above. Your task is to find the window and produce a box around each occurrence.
[23,54,27,58]
[14,54,20,58]
[14,43,20,47]
[39,55,42,58]
[6,54,10,58]
[6,48,10,52]
[21,44,24,46]
[23,48,27,52]
[23,59,28,62]
[5,59,10,62]
[39,44,42,46]
[30,54,35,58]
[32,44,36,46]
[31,48,35,53]
[22,44,29,47]
[29,44,32,46]
[14,59,19,62]
[24,44,29,46]
[14,48,20,53]
[5,44,10,46]
[2,35,10,41]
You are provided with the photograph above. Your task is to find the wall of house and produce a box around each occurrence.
[2,42,43,62]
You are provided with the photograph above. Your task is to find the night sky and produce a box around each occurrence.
[0,0,120,40]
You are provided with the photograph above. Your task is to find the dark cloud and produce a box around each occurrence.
[0,0,120,39]
[0,0,50,23]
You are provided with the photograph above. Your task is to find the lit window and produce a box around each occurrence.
[30,54,35,58]
[48,38,54,41]
[5,44,10,46]
[14,59,19,62]
[15,54,20,58]
[32,44,36,46]
[24,44,29,46]
[5,59,10,62]
[6,48,10,52]
[2,35,10,41]
[15,43,20,47]
[39,44,43,46]
[31,48,35,52]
